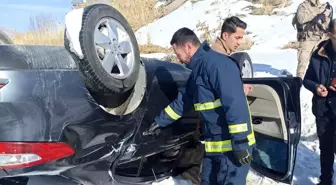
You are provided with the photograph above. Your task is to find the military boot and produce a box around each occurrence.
[182,165,201,185]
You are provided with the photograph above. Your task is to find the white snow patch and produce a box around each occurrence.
[248,48,298,75]
[152,176,194,185]
[126,144,137,153]
[155,1,167,8]
[253,72,279,78]
[140,53,168,60]
[65,8,84,59]
[135,0,242,47]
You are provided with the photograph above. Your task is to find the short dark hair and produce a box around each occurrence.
[170,27,201,46]
[329,18,336,33]
[221,16,247,36]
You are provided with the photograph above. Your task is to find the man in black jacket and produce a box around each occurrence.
[303,18,336,185]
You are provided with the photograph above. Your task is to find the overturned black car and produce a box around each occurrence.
[0,4,302,185]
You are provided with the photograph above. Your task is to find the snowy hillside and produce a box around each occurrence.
[134,0,336,185]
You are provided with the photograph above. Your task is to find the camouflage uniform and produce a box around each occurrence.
[178,139,204,185]
[294,0,331,78]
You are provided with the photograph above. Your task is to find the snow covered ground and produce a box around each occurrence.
[135,0,336,185]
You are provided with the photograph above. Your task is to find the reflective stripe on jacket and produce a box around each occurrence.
[155,41,255,154]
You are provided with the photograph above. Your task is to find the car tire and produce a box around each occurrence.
[230,52,254,78]
[73,4,140,94]
[0,30,13,45]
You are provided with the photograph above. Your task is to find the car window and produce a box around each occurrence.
[252,132,288,175]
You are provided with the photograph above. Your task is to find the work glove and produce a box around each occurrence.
[142,122,161,136]
[233,149,253,165]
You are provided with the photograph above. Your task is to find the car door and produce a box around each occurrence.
[243,77,302,184]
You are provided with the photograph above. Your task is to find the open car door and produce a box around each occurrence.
[243,77,302,184]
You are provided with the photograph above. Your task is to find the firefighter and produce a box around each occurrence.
[177,16,253,185]
[144,27,256,185]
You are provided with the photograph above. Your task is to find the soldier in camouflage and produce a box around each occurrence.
[293,0,332,79]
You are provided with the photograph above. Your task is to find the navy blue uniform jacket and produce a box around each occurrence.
[303,39,336,116]
[155,41,256,154]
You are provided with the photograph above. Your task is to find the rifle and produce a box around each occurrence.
[316,2,333,33]
[293,2,333,41]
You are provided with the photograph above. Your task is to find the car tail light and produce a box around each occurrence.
[0,142,75,169]
[0,79,8,89]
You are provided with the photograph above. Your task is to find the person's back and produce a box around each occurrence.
[197,47,252,139]
[189,43,248,134]
[190,41,255,185]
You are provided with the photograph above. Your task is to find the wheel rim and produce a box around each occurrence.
[241,59,253,78]
[94,17,135,79]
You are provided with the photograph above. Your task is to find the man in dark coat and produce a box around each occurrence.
[303,18,336,185]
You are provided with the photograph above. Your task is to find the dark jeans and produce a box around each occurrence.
[316,110,336,185]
